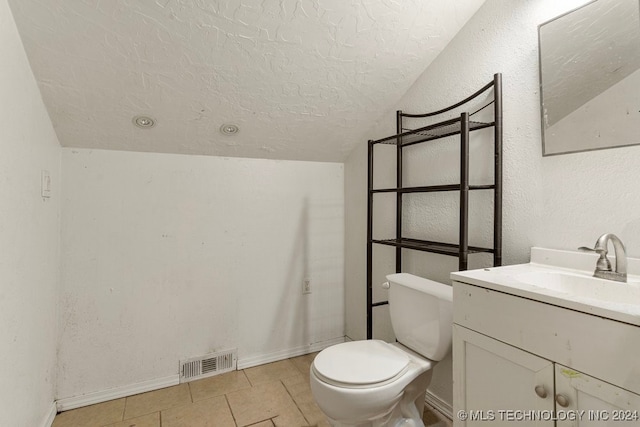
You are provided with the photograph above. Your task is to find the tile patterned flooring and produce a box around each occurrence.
[52,353,453,427]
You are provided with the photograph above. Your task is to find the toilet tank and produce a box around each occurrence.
[386,273,453,361]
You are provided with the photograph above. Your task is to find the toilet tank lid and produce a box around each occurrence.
[313,340,409,385]
[386,273,452,302]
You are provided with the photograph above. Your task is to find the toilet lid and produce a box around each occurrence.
[313,340,410,385]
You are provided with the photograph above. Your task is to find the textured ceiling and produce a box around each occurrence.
[9,0,484,162]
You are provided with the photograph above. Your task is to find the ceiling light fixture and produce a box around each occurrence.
[133,115,155,128]
[220,123,239,135]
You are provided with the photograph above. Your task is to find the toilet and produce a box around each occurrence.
[310,273,453,426]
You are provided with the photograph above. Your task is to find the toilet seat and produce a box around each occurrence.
[310,341,434,423]
[312,340,410,388]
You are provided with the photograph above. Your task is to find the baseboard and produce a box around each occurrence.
[56,375,179,412]
[40,401,57,427]
[55,339,344,412]
[425,390,453,420]
[237,336,346,369]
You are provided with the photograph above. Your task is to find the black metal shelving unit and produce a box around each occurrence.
[366,73,503,339]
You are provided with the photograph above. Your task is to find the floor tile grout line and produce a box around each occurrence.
[280,379,311,425]
[187,381,194,403]
[242,368,254,387]
[122,407,169,421]
[121,384,192,421]
[245,417,273,426]
[224,393,239,427]
[239,369,252,392]
[121,397,127,422]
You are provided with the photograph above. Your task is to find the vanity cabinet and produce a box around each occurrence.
[454,325,555,426]
[452,280,640,426]
[554,364,640,426]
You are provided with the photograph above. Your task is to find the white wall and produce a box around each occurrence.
[0,1,61,425]
[344,142,368,342]
[345,0,640,410]
[59,148,344,400]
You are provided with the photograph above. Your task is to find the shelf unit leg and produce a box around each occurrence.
[366,140,374,340]
[396,110,403,273]
[493,73,503,267]
[459,112,470,271]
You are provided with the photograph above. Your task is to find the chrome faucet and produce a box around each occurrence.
[579,233,627,283]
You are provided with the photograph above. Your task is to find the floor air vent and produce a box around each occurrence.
[179,349,237,383]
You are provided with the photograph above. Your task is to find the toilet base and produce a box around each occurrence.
[322,371,431,427]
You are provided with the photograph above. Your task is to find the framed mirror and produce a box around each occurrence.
[538,0,640,156]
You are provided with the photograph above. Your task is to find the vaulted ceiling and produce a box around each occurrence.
[9,0,484,162]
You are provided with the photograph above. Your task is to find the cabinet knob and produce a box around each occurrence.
[555,394,570,407]
[534,385,547,398]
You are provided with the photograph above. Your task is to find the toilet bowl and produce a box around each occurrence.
[310,273,453,427]
[310,340,433,425]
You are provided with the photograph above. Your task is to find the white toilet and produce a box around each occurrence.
[310,273,453,426]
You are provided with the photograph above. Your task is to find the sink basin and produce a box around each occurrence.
[451,247,640,326]
[515,271,640,306]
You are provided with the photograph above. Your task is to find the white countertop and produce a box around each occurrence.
[451,247,640,327]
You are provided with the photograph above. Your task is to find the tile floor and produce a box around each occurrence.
[52,353,453,427]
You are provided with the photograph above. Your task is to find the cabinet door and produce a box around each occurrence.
[555,364,640,426]
[453,325,555,426]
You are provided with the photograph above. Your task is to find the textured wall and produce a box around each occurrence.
[0,1,61,425]
[345,0,614,410]
[59,148,344,400]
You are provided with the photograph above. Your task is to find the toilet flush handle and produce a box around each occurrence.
[381,281,390,289]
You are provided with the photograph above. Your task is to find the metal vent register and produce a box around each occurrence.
[179,349,237,383]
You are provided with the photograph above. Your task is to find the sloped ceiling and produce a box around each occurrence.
[9,0,484,162]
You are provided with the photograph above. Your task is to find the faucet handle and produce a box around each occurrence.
[578,246,605,253]
[578,246,612,271]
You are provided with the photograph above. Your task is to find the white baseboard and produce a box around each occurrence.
[237,336,346,369]
[56,375,179,412]
[40,401,57,427]
[425,390,453,420]
[55,339,345,412]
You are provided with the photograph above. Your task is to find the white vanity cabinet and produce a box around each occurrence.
[453,325,555,426]
[554,364,640,426]
[452,279,640,427]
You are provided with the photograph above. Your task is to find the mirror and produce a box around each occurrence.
[538,0,640,156]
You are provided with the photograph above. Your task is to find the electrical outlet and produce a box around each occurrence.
[302,278,311,294]
[41,170,51,198]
